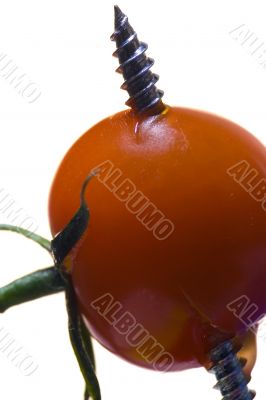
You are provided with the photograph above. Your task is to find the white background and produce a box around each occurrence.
[0,0,266,399]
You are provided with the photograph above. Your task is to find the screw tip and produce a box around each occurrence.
[114,5,126,28]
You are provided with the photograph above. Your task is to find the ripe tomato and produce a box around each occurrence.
[48,106,266,372]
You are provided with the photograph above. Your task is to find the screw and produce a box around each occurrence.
[111,5,165,115]
[209,339,256,399]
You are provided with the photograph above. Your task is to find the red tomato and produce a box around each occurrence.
[48,106,266,372]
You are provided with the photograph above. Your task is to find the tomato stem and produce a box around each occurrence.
[0,266,65,313]
[80,316,96,370]
[0,224,51,252]
[65,275,101,400]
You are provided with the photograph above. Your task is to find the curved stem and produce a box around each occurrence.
[65,275,101,400]
[0,224,51,252]
[0,266,65,313]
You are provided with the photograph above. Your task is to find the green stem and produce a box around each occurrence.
[80,317,96,370]
[84,386,89,400]
[65,276,101,400]
[0,267,65,313]
[0,224,51,252]
[82,319,96,400]
[81,318,97,400]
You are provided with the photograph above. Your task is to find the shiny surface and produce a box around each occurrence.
[49,106,266,371]
[111,5,164,113]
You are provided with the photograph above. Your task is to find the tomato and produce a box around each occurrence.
[48,105,266,372]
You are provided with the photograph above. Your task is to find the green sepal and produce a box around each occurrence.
[51,173,95,266]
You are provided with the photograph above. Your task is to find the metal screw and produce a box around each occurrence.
[111,5,165,114]
[209,339,256,399]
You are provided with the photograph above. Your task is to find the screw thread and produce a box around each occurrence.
[209,340,255,400]
[111,5,165,114]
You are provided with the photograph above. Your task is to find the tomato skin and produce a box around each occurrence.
[48,106,266,371]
